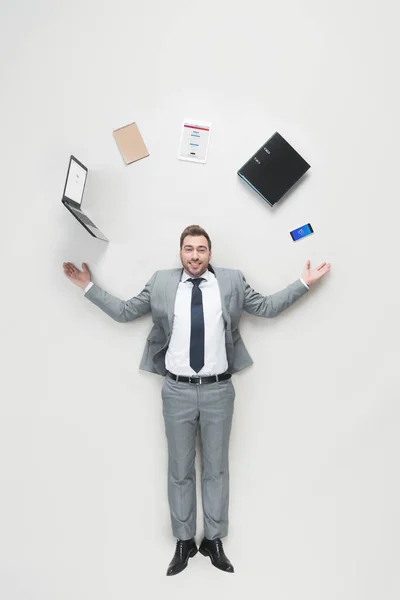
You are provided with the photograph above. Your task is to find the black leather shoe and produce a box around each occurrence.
[199,537,234,573]
[166,538,198,576]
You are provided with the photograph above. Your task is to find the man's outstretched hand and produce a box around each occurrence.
[62,262,91,289]
[302,260,331,286]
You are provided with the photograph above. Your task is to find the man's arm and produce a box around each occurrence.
[241,272,309,318]
[62,261,154,322]
[84,275,155,322]
[240,259,331,318]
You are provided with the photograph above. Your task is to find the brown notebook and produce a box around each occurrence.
[112,122,149,164]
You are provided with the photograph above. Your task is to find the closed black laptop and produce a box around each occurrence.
[237,132,310,207]
[61,155,109,241]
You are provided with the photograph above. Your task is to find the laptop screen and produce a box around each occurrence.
[64,157,87,205]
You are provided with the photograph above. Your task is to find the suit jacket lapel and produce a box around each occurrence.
[213,267,232,328]
[166,269,182,331]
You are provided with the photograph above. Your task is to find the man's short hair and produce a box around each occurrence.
[180,225,212,251]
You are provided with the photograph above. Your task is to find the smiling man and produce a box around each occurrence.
[62,224,331,575]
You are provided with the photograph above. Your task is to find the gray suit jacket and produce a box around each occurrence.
[84,267,309,376]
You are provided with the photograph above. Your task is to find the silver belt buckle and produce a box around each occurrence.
[198,377,202,385]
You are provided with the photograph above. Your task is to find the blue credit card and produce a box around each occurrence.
[290,223,314,241]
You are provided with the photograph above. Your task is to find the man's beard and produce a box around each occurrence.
[182,260,209,277]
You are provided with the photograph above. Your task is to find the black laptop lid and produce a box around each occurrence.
[62,155,88,208]
[237,132,310,206]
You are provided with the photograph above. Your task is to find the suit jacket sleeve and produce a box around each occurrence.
[240,271,309,317]
[83,272,156,322]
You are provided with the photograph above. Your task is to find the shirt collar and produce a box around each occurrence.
[181,268,213,283]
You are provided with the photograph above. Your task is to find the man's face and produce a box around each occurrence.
[180,235,212,277]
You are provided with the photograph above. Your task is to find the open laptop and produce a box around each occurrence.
[61,155,109,241]
[237,132,310,207]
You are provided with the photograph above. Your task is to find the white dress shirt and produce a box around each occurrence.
[166,269,228,376]
[83,274,309,376]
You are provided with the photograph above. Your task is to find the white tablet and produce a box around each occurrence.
[178,118,212,163]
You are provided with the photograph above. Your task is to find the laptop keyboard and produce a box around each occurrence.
[69,206,96,227]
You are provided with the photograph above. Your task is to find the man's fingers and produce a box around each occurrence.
[63,262,78,277]
[317,262,327,271]
[316,264,331,277]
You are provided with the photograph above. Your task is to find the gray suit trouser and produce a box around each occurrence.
[161,376,235,541]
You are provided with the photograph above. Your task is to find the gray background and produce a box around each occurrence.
[1,0,399,597]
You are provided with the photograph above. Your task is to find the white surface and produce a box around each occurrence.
[1,0,400,599]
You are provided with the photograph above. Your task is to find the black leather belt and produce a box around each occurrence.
[166,371,231,385]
